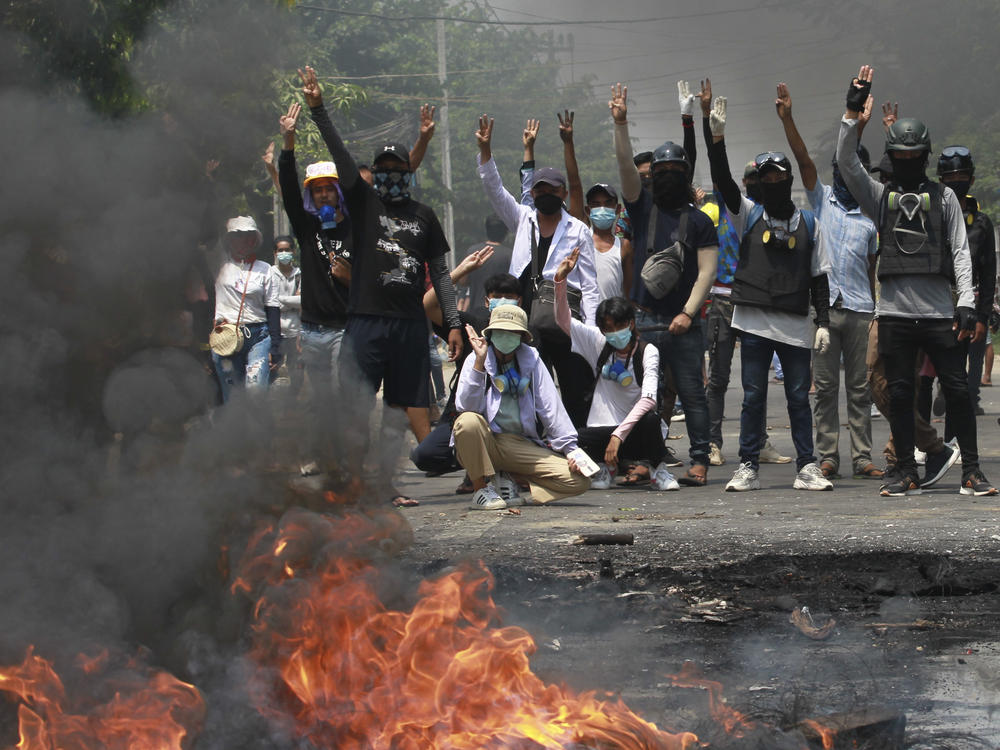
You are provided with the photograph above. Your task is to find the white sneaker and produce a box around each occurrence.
[709,442,726,466]
[495,472,521,504]
[793,462,834,491]
[469,484,507,510]
[913,448,927,466]
[871,404,881,418]
[759,440,792,464]
[590,464,613,490]
[651,462,680,490]
[725,462,760,492]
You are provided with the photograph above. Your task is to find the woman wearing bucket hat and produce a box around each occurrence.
[210,216,280,402]
[453,304,591,510]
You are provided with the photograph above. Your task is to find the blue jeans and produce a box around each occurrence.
[300,322,346,395]
[738,332,814,470]
[636,310,710,466]
[299,322,346,461]
[212,322,271,403]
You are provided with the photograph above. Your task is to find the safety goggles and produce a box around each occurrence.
[754,151,789,171]
[940,146,971,158]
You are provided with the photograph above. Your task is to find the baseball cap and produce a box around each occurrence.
[585,183,618,202]
[531,167,567,189]
[373,142,411,167]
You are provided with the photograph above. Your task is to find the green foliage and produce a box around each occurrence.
[945,114,1000,217]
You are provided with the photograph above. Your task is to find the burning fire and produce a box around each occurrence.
[233,506,700,749]
[0,646,204,749]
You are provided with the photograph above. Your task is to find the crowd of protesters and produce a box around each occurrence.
[200,62,999,509]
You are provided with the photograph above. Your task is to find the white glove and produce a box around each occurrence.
[814,326,830,354]
[677,80,695,117]
[709,96,727,137]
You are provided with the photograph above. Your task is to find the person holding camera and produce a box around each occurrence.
[298,66,462,505]
[705,87,833,493]
[611,83,718,487]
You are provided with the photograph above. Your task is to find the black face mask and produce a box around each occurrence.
[745,181,762,203]
[831,164,858,210]
[944,180,972,201]
[534,193,563,215]
[888,154,927,192]
[651,170,688,211]
[760,178,795,220]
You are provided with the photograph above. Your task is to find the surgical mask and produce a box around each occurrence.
[651,170,688,211]
[319,204,338,229]
[944,180,971,200]
[745,181,762,203]
[760,178,795,220]
[490,330,522,355]
[534,193,563,215]
[589,206,616,229]
[603,327,633,350]
[276,251,294,265]
[888,154,927,192]
[373,170,412,203]
[831,164,858,211]
[488,297,519,312]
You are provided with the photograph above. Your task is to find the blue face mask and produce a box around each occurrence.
[604,326,633,350]
[490,330,522,355]
[589,206,617,229]
[488,297,519,312]
[276,251,294,265]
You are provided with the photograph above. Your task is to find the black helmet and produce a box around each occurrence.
[754,151,791,176]
[885,118,931,153]
[937,145,974,177]
[652,141,690,174]
[831,145,871,172]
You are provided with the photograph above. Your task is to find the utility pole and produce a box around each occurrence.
[436,19,456,267]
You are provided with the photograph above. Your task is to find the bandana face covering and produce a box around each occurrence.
[651,170,688,211]
[831,164,859,210]
[760,178,795,220]
[374,170,412,203]
[888,154,927,192]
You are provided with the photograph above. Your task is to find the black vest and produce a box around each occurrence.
[877,181,952,281]
[732,213,813,316]
[965,197,991,290]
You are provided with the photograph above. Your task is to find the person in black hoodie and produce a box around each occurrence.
[297,66,462,506]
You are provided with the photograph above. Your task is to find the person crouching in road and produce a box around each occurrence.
[453,305,590,510]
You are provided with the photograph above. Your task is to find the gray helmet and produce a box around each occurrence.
[885,118,931,153]
[651,141,690,174]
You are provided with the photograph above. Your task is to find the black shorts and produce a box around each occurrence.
[344,314,431,407]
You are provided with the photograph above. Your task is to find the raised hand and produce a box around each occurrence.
[677,80,695,117]
[454,245,495,279]
[279,101,301,135]
[262,141,276,168]
[698,78,712,117]
[845,64,873,113]
[775,82,792,121]
[419,103,437,139]
[710,96,727,137]
[297,66,322,108]
[858,95,875,129]
[557,109,574,143]
[522,118,540,148]
[476,114,495,155]
[881,101,898,131]
[554,246,580,283]
[609,83,628,124]
[466,324,489,363]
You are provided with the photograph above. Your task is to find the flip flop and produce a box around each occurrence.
[618,466,651,487]
[677,468,707,487]
[853,463,885,480]
[391,495,419,507]
[454,475,474,494]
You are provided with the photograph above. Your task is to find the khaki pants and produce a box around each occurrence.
[813,308,874,474]
[452,412,590,504]
[866,321,945,465]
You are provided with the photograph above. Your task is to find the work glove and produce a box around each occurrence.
[710,96,727,137]
[677,80,695,117]
[955,306,977,334]
[813,327,831,354]
[845,76,872,113]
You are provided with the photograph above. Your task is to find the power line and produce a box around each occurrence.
[296,1,802,26]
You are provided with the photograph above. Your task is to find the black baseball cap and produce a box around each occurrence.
[373,142,411,167]
[585,183,618,202]
[531,167,567,189]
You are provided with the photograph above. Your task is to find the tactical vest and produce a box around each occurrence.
[876,181,952,281]
[732,207,816,316]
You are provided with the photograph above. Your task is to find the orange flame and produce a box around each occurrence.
[235,508,700,749]
[801,719,837,749]
[666,662,757,736]
[0,646,205,750]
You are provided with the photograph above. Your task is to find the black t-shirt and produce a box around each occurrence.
[626,190,717,316]
[463,241,513,310]
[344,182,450,320]
[278,150,352,326]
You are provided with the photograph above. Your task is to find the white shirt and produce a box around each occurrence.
[593,234,624,301]
[568,320,659,427]
[729,195,831,349]
[214,258,279,325]
[270,264,301,335]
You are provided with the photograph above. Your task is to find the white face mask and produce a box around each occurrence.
[490,330,522,355]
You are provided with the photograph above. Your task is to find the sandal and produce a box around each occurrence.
[454,474,474,494]
[853,463,885,480]
[391,495,419,507]
[677,466,707,487]
[618,464,651,487]
[820,461,840,479]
